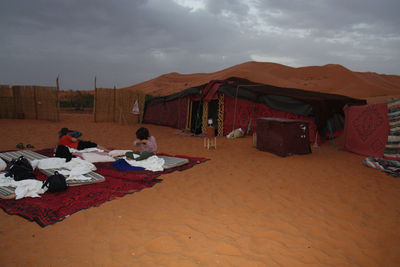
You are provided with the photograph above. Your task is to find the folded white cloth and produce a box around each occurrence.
[30,157,96,180]
[0,173,46,199]
[14,179,47,199]
[125,155,165,172]
[31,158,66,170]
[108,150,132,157]
[63,157,96,179]
[57,170,92,181]
[0,173,13,185]
[81,153,115,163]
[69,147,104,153]
[0,158,6,171]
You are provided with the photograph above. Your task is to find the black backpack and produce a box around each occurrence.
[5,156,36,181]
[42,171,68,193]
[55,145,74,162]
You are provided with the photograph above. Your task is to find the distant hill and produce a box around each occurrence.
[122,61,400,102]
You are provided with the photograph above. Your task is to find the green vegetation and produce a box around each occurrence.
[60,91,94,108]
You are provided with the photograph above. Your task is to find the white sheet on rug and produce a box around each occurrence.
[63,157,96,178]
[69,147,104,153]
[57,170,92,181]
[31,158,67,170]
[108,150,132,157]
[31,157,96,180]
[81,152,115,163]
[14,179,47,199]
[0,174,46,199]
[0,158,6,171]
[0,173,13,184]
[125,156,165,172]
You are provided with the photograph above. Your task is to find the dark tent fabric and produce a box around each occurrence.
[343,103,389,157]
[144,77,366,139]
[223,95,318,138]
[218,77,366,133]
[144,97,188,130]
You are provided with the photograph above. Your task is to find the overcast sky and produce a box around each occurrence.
[1,0,399,90]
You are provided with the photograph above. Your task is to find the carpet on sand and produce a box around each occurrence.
[0,149,208,227]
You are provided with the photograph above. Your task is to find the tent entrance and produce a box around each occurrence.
[187,95,224,136]
[207,99,219,136]
[190,101,203,135]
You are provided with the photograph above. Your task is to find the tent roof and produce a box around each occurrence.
[146,77,367,132]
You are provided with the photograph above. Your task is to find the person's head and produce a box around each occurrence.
[136,127,150,140]
[60,127,69,137]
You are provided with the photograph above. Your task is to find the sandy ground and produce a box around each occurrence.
[1,113,400,266]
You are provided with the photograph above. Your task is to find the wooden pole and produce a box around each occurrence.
[186,98,192,130]
[94,76,97,122]
[33,86,38,120]
[113,85,116,122]
[12,86,17,119]
[56,75,60,121]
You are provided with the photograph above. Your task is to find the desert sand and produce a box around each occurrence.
[1,112,400,266]
[1,62,400,266]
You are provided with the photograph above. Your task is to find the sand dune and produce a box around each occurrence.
[123,61,400,101]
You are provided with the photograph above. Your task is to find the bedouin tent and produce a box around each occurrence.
[143,77,367,144]
[344,98,400,159]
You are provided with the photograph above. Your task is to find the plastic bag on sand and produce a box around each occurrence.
[226,128,244,138]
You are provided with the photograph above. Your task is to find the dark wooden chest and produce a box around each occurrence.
[256,118,311,157]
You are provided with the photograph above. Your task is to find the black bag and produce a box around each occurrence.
[42,171,68,193]
[55,145,74,162]
[5,155,33,172]
[5,156,36,181]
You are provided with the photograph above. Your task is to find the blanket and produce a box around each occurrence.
[384,98,400,160]
[361,157,400,177]
[0,149,208,227]
[112,159,145,171]
[343,103,389,157]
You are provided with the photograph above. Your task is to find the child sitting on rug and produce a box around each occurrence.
[126,127,158,161]
[58,127,100,150]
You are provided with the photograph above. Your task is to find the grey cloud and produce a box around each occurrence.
[205,0,250,16]
[255,0,400,35]
[0,0,399,90]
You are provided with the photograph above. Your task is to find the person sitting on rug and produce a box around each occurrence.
[58,127,100,151]
[125,127,158,161]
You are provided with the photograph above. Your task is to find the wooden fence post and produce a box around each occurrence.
[33,86,38,120]
[94,76,97,122]
[56,75,60,121]
[113,85,116,122]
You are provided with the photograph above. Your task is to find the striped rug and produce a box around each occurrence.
[384,98,400,159]
[0,150,105,186]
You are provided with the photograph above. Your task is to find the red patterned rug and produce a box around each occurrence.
[0,149,208,227]
[343,103,389,157]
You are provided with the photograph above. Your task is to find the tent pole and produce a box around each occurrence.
[232,85,240,131]
[186,98,192,130]
[217,94,224,136]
